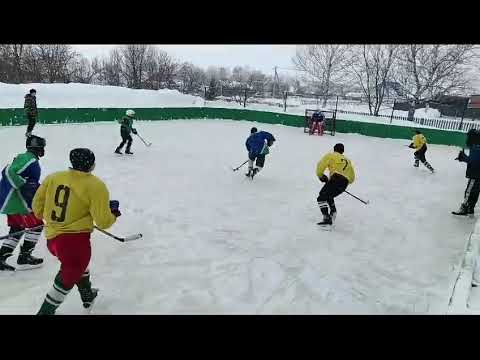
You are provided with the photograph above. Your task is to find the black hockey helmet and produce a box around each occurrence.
[466,129,480,148]
[26,135,46,158]
[333,143,344,154]
[251,127,258,134]
[70,148,95,172]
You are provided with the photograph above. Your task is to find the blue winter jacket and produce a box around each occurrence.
[245,131,276,157]
[459,144,480,179]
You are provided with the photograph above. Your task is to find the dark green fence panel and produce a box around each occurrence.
[0,107,465,147]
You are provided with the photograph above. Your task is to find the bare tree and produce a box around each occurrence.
[121,45,152,89]
[246,69,268,94]
[143,48,178,90]
[0,44,32,83]
[218,67,230,82]
[177,62,206,94]
[143,47,160,89]
[349,44,398,116]
[231,66,249,84]
[0,45,14,82]
[68,57,102,84]
[98,48,123,86]
[291,77,306,93]
[393,44,478,108]
[32,45,78,83]
[157,50,178,89]
[293,45,350,106]
[20,46,43,82]
[204,66,220,82]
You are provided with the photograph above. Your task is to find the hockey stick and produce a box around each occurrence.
[232,160,249,171]
[0,225,44,241]
[94,226,142,243]
[135,133,152,147]
[344,190,369,205]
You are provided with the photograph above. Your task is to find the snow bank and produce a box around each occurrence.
[0,82,204,108]
[415,107,442,118]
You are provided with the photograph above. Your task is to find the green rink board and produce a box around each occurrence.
[0,107,465,147]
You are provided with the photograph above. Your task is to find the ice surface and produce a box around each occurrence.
[0,119,472,314]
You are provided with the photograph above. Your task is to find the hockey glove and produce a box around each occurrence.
[319,175,329,183]
[456,150,467,162]
[408,143,415,149]
[109,200,122,217]
[132,129,138,135]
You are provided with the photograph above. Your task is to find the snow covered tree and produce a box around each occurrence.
[206,77,219,100]
[392,44,477,108]
[177,62,206,94]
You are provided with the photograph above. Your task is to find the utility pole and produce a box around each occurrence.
[273,66,280,99]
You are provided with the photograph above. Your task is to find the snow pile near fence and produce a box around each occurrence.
[0,82,204,108]
[415,108,442,118]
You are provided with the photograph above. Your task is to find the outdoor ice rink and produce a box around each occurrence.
[0,120,472,314]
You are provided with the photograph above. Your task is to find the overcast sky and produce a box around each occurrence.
[72,44,299,76]
[72,44,480,92]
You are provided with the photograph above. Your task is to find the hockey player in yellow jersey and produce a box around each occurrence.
[33,148,121,315]
[409,129,434,173]
[316,143,355,227]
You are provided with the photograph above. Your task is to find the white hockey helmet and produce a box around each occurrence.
[126,109,135,117]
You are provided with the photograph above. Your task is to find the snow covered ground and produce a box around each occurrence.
[0,119,474,314]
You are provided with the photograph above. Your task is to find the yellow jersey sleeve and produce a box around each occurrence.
[348,161,356,184]
[88,178,117,230]
[32,175,49,220]
[316,154,331,178]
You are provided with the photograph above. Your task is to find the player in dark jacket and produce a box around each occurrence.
[453,129,480,216]
[24,89,38,137]
[115,109,138,155]
[245,127,275,179]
